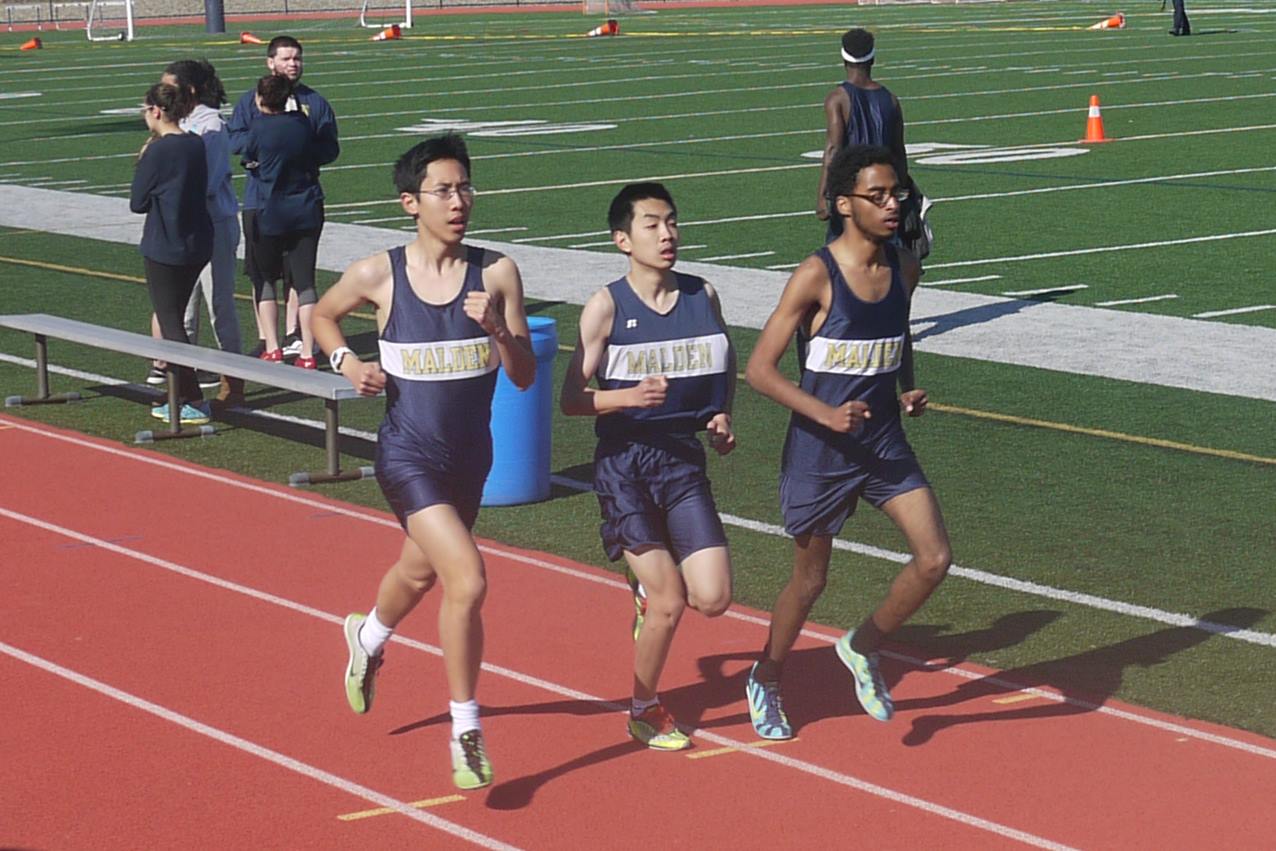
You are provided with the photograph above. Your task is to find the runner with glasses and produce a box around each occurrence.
[742,144,951,740]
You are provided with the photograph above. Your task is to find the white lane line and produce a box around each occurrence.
[1002,285,1088,297]
[2,401,1275,658]
[1095,294,1179,307]
[924,275,1002,287]
[697,251,775,262]
[0,638,520,851]
[928,229,1276,271]
[0,506,1078,849]
[1193,305,1276,318]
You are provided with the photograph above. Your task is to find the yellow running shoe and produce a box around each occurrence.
[451,729,494,790]
[627,703,691,751]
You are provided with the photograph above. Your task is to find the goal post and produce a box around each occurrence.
[358,0,412,29]
[85,0,133,41]
[581,0,644,15]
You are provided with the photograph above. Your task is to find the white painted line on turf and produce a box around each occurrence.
[0,505,1081,847]
[0,640,520,851]
[928,229,1276,271]
[1193,305,1276,319]
[924,275,1002,287]
[2,370,1274,654]
[1096,294,1179,307]
[1002,285,1088,297]
[697,251,775,262]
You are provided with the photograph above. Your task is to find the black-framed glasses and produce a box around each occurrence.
[846,187,911,208]
[417,184,476,201]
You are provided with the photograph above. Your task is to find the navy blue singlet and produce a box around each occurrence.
[594,274,730,441]
[376,245,498,473]
[782,245,910,478]
[840,82,901,151]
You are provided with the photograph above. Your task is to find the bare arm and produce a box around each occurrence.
[890,95,909,183]
[703,282,737,454]
[311,254,390,397]
[745,257,871,434]
[896,248,927,415]
[466,251,535,391]
[817,87,849,220]
[560,289,667,417]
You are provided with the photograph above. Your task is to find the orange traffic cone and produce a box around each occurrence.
[20,37,43,51]
[1080,95,1111,143]
[586,19,619,37]
[240,31,264,45]
[1088,12,1125,30]
[371,24,401,41]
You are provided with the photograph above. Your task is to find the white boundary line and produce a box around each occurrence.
[2,362,1274,651]
[0,505,1075,850]
[0,639,519,851]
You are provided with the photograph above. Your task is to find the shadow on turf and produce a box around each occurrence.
[896,606,1267,747]
[912,288,1072,343]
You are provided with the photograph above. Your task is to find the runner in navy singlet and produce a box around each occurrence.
[311,134,535,791]
[744,145,952,740]
[817,28,910,241]
[561,183,737,752]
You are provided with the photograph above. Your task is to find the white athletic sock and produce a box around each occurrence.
[450,699,481,739]
[630,696,659,717]
[358,607,393,657]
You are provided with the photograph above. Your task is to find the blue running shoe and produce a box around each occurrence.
[150,401,211,426]
[745,662,792,740]
[835,630,894,722]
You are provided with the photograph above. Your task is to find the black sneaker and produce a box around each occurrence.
[145,365,166,386]
[281,332,303,359]
[196,370,221,390]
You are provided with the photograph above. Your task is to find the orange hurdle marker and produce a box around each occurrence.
[20,37,43,51]
[1080,95,1112,143]
[371,24,402,41]
[240,31,264,45]
[586,19,619,37]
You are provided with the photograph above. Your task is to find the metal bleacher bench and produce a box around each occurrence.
[0,313,377,486]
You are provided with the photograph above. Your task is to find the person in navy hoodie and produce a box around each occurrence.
[312,134,535,791]
[239,74,325,368]
[130,82,213,426]
[744,145,951,740]
[560,182,737,752]
[228,35,338,362]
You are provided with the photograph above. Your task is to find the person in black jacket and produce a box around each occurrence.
[130,82,214,425]
[241,74,325,368]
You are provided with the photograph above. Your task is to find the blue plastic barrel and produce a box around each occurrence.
[481,315,558,506]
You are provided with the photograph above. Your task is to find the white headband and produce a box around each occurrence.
[841,46,875,63]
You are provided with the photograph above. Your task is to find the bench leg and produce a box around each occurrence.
[288,399,374,486]
[4,333,82,407]
[134,365,214,444]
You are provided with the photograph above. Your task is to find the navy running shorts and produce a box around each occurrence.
[593,434,727,563]
[375,439,488,531]
[780,441,929,538]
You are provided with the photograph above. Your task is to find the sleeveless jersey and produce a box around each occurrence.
[840,82,900,151]
[377,245,498,471]
[782,245,910,477]
[595,273,730,440]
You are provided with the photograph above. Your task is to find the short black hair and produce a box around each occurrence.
[394,133,471,195]
[256,74,291,113]
[608,182,676,233]
[267,35,302,57]
[144,81,194,122]
[841,28,875,66]
[827,144,896,200]
[165,58,226,108]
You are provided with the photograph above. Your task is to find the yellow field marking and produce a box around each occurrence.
[993,693,1046,706]
[336,794,465,822]
[7,254,1273,467]
[931,402,1276,467]
[685,738,796,760]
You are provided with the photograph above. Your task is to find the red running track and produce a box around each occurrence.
[2,415,1274,849]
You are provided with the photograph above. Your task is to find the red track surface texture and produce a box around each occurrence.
[2,415,1273,849]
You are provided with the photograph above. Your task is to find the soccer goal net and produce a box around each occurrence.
[85,0,134,41]
[582,0,644,16]
[358,0,412,29]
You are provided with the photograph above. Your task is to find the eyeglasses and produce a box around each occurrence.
[845,187,911,208]
[417,184,476,201]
